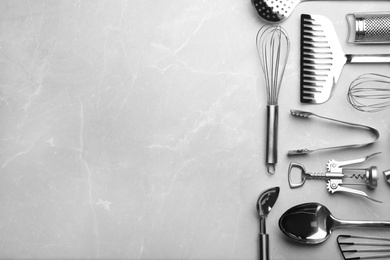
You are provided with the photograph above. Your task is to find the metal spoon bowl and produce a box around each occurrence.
[279,202,390,244]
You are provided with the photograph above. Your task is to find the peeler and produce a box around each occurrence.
[288,153,382,203]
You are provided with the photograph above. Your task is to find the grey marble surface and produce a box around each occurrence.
[1,1,390,259]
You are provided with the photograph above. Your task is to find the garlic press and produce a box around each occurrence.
[288,153,381,203]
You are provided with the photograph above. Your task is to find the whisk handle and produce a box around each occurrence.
[266,105,278,174]
[346,54,390,63]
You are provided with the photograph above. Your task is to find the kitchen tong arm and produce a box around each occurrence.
[288,110,380,155]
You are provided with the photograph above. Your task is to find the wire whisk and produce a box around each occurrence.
[257,26,290,106]
[256,25,290,174]
[347,73,390,112]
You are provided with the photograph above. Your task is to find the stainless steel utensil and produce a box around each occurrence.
[279,202,390,244]
[257,187,280,260]
[347,73,390,112]
[288,153,381,203]
[251,0,388,23]
[347,12,390,44]
[337,234,390,259]
[301,14,390,104]
[383,169,390,184]
[287,109,380,155]
[256,25,290,174]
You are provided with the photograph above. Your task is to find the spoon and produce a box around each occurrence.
[279,202,390,244]
[257,187,280,260]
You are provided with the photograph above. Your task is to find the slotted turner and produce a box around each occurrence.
[301,14,390,104]
[337,235,390,260]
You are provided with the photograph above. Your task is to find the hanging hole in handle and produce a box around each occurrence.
[288,162,307,188]
[267,163,276,174]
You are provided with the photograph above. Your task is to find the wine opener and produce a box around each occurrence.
[288,153,381,203]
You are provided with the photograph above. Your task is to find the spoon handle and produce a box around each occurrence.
[259,233,269,260]
[337,219,390,228]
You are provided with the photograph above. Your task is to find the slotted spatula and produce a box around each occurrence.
[301,14,390,104]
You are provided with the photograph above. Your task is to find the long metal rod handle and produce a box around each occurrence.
[266,105,278,174]
[336,218,390,228]
[346,54,390,63]
[259,233,269,260]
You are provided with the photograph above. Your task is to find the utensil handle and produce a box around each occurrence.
[266,105,278,174]
[338,219,390,228]
[259,233,269,260]
[346,54,390,63]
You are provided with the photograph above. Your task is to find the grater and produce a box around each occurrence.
[347,12,390,44]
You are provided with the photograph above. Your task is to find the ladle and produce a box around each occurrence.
[279,202,390,244]
[257,187,280,260]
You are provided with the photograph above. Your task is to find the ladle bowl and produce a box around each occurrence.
[279,202,390,244]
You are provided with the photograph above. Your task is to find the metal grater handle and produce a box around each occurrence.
[347,12,390,44]
[346,54,390,63]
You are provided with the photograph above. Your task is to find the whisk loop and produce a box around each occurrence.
[347,73,390,112]
[256,25,290,174]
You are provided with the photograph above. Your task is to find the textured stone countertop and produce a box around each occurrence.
[1,1,390,259]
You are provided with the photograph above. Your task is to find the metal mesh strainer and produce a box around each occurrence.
[347,12,390,44]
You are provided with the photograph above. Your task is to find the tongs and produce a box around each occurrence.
[288,110,380,155]
[288,153,381,203]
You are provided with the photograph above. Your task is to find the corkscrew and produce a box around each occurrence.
[288,153,381,203]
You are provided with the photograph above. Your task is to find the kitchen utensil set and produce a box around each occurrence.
[251,2,390,260]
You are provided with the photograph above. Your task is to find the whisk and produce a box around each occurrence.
[347,73,390,112]
[256,25,290,174]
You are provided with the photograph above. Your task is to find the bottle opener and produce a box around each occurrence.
[288,153,381,203]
